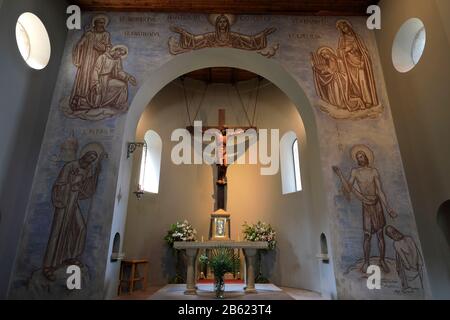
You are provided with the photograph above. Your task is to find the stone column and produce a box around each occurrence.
[243,248,257,293]
[184,248,198,295]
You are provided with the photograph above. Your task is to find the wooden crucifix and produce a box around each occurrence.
[187,109,256,211]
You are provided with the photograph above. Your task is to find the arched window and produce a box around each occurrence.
[15,12,51,70]
[280,131,302,194]
[111,232,121,262]
[139,130,162,194]
[292,139,302,192]
[411,27,426,66]
[392,18,426,73]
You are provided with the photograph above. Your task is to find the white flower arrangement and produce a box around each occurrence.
[164,220,197,247]
[242,221,277,250]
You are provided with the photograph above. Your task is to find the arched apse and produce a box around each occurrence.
[103,47,336,299]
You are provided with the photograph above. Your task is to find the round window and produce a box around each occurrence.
[392,18,426,73]
[15,12,51,70]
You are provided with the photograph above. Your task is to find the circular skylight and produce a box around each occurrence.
[15,12,51,70]
[392,18,426,73]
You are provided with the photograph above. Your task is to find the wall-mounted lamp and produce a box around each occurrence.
[133,184,144,200]
[127,142,146,159]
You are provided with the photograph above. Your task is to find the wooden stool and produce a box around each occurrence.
[118,259,149,295]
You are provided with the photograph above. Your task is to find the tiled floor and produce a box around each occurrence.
[116,284,326,300]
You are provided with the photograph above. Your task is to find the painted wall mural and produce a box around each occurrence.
[43,142,106,281]
[311,20,383,120]
[62,15,137,121]
[332,145,424,295]
[8,12,429,300]
[169,14,279,58]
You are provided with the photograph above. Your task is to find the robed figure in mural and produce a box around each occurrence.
[88,45,137,110]
[336,20,379,108]
[311,47,366,111]
[43,149,104,281]
[70,15,112,111]
[332,145,397,274]
[385,225,424,292]
[169,14,277,56]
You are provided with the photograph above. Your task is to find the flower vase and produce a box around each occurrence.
[214,276,225,299]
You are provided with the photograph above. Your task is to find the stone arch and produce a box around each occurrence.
[104,47,335,298]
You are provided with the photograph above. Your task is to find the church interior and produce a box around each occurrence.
[0,0,449,301]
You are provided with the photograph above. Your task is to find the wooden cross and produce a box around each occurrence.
[187,109,256,133]
[187,109,256,210]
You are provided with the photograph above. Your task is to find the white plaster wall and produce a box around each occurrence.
[376,0,450,299]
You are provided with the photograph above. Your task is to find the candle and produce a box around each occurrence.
[201,236,204,242]
[238,234,240,242]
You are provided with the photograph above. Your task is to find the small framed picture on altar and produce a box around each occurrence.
[210,210,231,240]
[210,217,230,240]
[215,218,226,237]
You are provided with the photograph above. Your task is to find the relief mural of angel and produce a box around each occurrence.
[43,143,107,281]
[169,14,279,58]
[62,15,137,121]
[312,20,383,120]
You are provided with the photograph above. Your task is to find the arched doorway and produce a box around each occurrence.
[103,48,335,299]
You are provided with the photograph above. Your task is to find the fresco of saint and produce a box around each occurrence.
[311,20,382,120]
[43,145,106,281]
[70,15,111,111]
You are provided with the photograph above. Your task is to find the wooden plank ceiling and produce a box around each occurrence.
[74,0,379,16]
[184,68,259,83]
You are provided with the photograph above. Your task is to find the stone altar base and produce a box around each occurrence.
[149,284,294,300]
[173,241,269,295]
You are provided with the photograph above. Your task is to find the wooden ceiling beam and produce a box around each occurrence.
[73,0,379,16]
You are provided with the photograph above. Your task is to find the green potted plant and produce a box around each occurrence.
[242,221,276,283]
[164,220,197,283]
[199,248,240,299]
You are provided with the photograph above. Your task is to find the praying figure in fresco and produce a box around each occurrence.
[70,15,112,111]
[169,14,278,57]
[311,20,382,120]
[332,145,397,274]
[311,47,365,111]
[336,20,379,108]
[385,225,424,292]
[88,45,137,110]
[43,146,106,281]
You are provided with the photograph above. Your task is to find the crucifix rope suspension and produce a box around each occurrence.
[181,77,209,126]
[233,76,261,128]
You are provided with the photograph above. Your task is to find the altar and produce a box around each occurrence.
[173,241,268,295]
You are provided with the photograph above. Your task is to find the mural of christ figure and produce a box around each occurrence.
[169,14,276,55]
[333,145,397,273]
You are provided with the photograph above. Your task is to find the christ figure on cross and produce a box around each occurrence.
[187,109,255,209]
